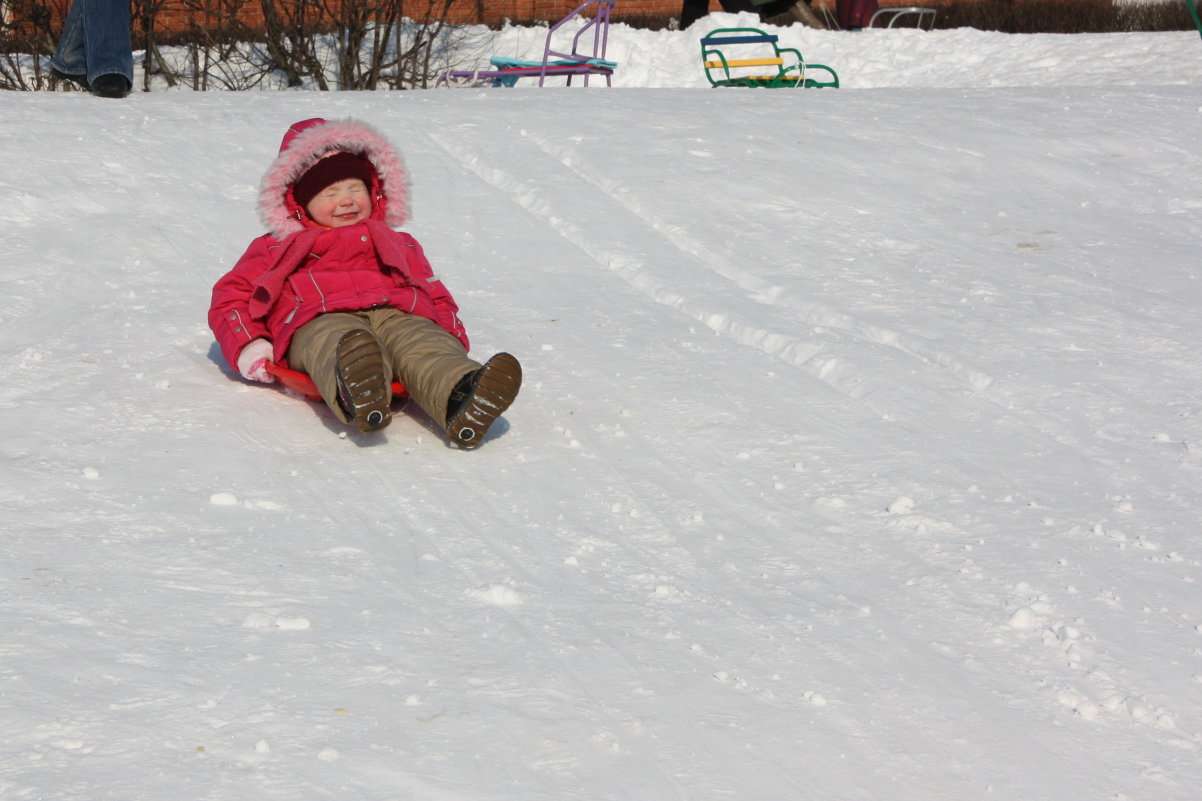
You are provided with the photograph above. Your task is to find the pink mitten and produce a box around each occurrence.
[237,338,276,383]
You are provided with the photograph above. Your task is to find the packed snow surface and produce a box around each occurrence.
[3,15,1202,801]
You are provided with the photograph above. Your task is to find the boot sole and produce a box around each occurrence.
[335,329,392,433]
[448,353,521,448]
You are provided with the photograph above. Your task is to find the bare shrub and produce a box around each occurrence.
[1,0,65,89]
[256,0,466,90]
[2,0,466,91]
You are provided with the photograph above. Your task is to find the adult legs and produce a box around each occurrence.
[50,0,133,91]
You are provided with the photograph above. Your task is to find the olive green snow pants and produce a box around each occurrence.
[286,309,480,430]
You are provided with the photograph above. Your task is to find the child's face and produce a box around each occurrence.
[305,177,372,228]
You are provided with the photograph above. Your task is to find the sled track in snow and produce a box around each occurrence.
[423,124,1190,507]
[427,128,997,424]
[519,129,998,392]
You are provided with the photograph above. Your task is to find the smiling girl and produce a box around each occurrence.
[208,118,521,447]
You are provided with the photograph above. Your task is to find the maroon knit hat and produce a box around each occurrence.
[292,151,377,210]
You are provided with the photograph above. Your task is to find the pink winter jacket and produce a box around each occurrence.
[208,117,469,371]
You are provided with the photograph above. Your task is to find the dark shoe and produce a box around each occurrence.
[50,67,89,91]
[766,1,827,28]
[446,353,522,448]
[91,74,131,98]
[335,329,391,433]
[788,0,827,28]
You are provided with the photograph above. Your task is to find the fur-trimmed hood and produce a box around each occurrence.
[259,117,410,240]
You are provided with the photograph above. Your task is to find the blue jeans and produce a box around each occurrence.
[50,0,133,87]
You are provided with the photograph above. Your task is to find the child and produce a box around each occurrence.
[208,117,521,447]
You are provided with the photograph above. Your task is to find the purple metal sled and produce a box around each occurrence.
[437,0,617,88]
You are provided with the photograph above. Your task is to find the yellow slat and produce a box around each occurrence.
[704,58,784,69]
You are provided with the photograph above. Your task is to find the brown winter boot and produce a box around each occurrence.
[446,353,522,448]
[335,329,391,433]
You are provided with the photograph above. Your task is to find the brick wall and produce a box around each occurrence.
[471,1,691,23]
[144,1,265,35]
[12,0,756,39]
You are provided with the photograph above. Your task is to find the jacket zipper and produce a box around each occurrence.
[284,296,302,324]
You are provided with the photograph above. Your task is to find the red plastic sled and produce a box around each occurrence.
[264,362,408,402]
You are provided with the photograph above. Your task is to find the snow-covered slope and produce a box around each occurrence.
[2,21,1201,801]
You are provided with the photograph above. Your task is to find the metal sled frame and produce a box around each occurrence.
[437,0,617,88]
[700,28,839,89]
[867,7,937,29]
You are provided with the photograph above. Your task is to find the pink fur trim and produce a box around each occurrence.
[259,118,410,240]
